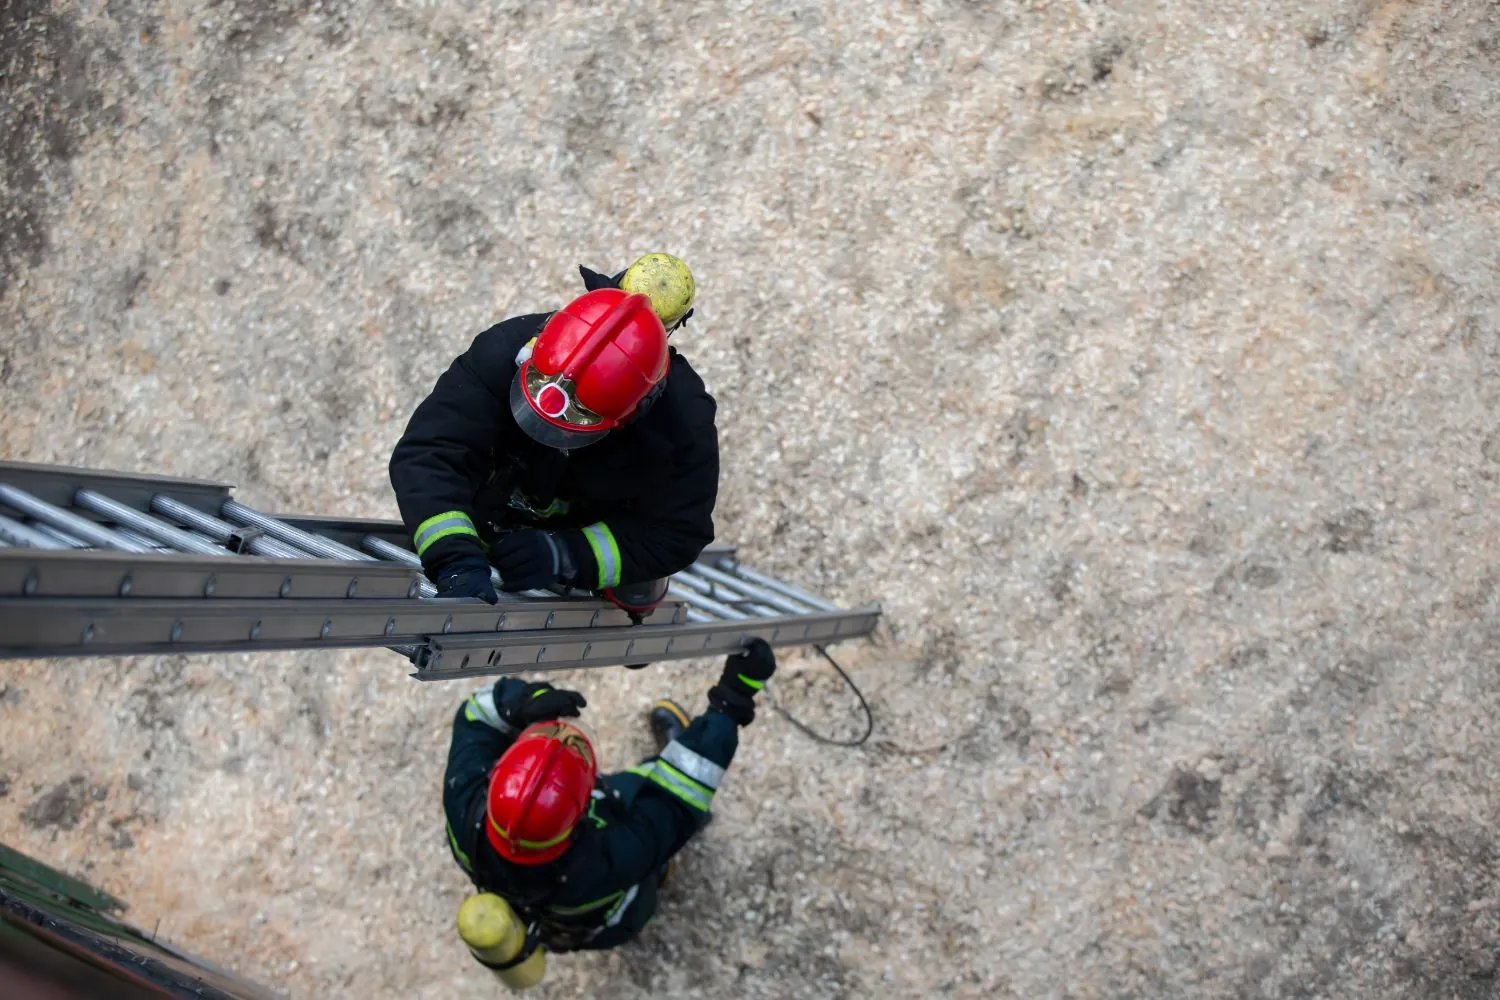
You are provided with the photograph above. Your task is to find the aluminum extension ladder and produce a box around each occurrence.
[0,461,879,679]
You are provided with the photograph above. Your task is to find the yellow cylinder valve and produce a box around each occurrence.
[457,893,546,990]
[621,253,696,329]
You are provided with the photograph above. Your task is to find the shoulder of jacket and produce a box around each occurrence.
[663,351,715,421]
[471,313,552,356]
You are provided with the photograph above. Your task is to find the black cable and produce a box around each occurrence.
[767,644,874,747]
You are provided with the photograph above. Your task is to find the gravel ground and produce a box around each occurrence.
[3,0,1500,997]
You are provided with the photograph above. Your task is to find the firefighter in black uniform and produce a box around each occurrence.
[443,639,778,955]
[388,253,713,621]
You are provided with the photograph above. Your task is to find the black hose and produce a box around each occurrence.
[767,644,874,747]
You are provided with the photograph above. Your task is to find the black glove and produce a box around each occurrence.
[496,680,587,730]
[434,555,498,604]
[490,530,574,592]
[578,265,625,291]
[707,638,777,727]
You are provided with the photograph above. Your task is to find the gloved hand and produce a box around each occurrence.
[434,555,498,604]
[496,680,587,730]
[490,530,573,592]
[578,265,624,291]
[707,638,777,727]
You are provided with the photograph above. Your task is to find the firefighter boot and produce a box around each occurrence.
[648,699,690,753]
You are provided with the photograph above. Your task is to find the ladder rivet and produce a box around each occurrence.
[169,621,183,642]
[204,575,217,597]
[384,618,396,636]
[118,575,133,597]
[494,614,506,631]
[81,624,94,644]
[545,612,555,628]
[320,618,333,638]
[582,643,592,658]
[279,578,292,598]
[407,580,420,598]
[665,638,674,652]
[535,648,547,663]
[442,615,454,634]
[590,611,600,627]
[347,579,359,598]
[249,620,262,640]
[460,655,471,669]
[626,640,635,656]
[22,572,38,596]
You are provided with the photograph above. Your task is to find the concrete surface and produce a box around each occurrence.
[2,0,1499,997]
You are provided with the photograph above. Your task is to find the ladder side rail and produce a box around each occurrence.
[0,460,232,515]
[418,606,882,679]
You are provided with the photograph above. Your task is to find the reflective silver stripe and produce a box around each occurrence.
[582,522,621,588]
[464,690,514,733]
[660,741,724,790]
[603,883,640,928]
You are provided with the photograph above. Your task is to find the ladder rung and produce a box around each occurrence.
[0,484,154,553]
[75,489,228,556]
[668,581,750,620]
[0,514,71,550]
[705,557,841,612]
[151,497,307,560]
[688,562,816,616]
[673,568,782,617]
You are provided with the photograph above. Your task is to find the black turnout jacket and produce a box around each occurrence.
[389,314,719,589]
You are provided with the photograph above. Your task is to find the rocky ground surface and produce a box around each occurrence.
[3,0,1500,996]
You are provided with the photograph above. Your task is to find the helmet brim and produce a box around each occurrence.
[509,373,613,451]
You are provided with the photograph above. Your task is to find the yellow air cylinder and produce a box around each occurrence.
[456,893,546,990]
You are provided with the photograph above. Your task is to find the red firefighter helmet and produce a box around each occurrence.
[510,288,669,450]
[485,720,598,865]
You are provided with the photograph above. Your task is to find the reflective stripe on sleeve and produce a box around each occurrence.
[445,819,472,871]
[627,762,713,812]
[463,690,515,734]
[414,510,480,556]
[581,522,622,588]
[603,884,640,928]
[659,740,725,790]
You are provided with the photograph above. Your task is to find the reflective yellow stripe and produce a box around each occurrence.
[582,522,622,588]
[628,762,712,812]
[548,890,624,917]
[488,813,573,851]
[414,511,479,556]
[446,819,472,870]
[464,691,512,733]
